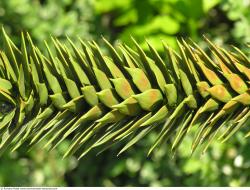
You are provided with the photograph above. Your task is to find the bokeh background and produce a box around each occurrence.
[0,0,250,186]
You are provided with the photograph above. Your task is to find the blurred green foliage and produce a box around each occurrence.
[0,0,94,47]
[221,0,250,44]
[0,141,77,186]
[0,0,250,187]
[94,0,221,49]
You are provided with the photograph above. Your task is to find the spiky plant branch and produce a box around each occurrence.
[0,27,249,159]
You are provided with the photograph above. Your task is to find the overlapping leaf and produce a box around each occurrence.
[0,27,249,158]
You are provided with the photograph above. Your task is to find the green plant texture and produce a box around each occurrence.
[0,0,250,187]
[0,28,249,159]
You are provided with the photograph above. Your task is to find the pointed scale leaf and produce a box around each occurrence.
[141,105,168,126]
[132,89,163,111]
[93,68,112,90]
[125,67,152,92]
[164,84,178,106]
[97,89,121,108]
[81,86,99,106]
[112,97,142,116]
[110,78,135,100]
[207,85,233,103]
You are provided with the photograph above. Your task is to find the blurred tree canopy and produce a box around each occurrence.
[0,0,249,187]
